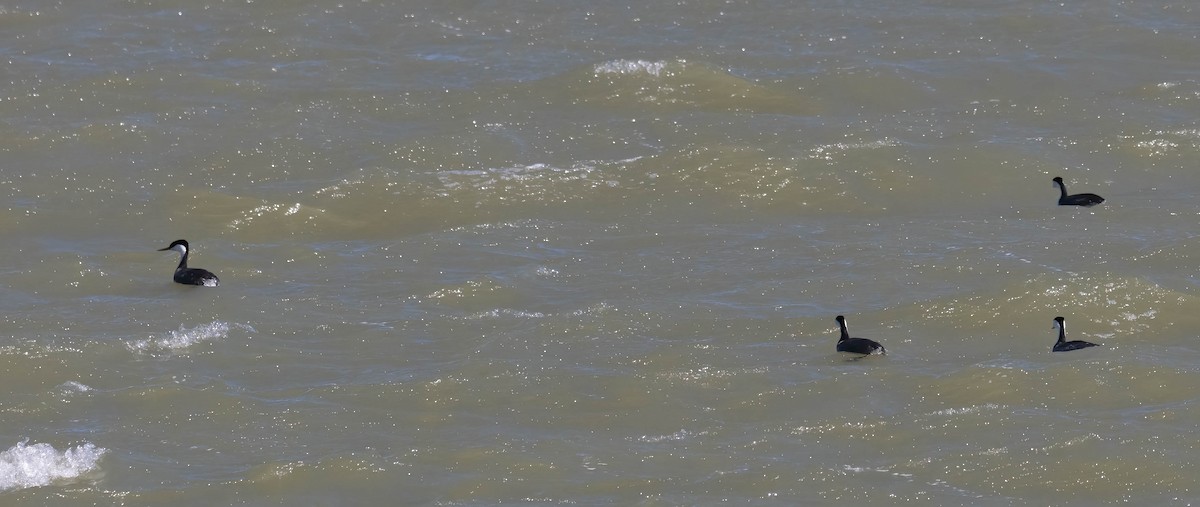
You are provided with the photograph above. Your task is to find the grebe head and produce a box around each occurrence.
[158,239,189,256]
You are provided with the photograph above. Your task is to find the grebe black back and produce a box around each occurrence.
[834,315,886,356]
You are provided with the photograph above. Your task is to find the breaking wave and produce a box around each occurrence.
[593,59,676,77]
[127,320,254,353]
[0,440,106,492]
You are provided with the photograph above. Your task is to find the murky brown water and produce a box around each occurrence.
[3,1,1200,504]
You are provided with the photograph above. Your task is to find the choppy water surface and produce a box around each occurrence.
[3,1,1200,505]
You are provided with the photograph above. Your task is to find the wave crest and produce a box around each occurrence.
[593,59,676,77]
[128,321,254,353]
[0,440,106,492]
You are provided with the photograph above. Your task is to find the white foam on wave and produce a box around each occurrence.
[437,162,599,189]
[57,381,92,395]
[435,158,637,197]
[593,59,674,77]
[128,321,253,353]
[638,429,709,443]
[465,308,547,320]
[808,138,901,160]
[228,202,320,229]
[0,440,106,492]
[928,403,1002,417]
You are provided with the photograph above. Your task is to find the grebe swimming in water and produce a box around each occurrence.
[1052,177,1105,207]
[834,315,886,356]
[1051,316,1099,352]
[158,239,219,287]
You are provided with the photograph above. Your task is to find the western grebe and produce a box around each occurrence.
[1052,177,1105,207]
[1051,316,1099,352]
[158,239,219,287]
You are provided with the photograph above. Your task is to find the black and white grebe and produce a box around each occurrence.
[834,315,886,356]
[1052,177,1105,207]
[1051,316,1099,352]
[158,239,219,287]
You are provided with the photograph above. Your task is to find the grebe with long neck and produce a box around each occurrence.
[834,315,886,356]
[1052,177,1105,207]
[1051,316,1099,352]
[158,239,219,287]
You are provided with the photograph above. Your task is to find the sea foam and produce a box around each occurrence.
[593,59,673,77]
[0,441,106,492]
[128,321,252,353]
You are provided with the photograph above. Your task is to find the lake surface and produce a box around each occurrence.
[3,1,1200,505]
